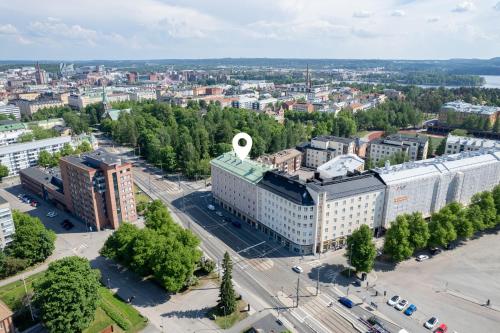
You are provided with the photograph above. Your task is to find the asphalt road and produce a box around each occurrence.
[125,153,369,333]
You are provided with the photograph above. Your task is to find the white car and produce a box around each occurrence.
[424,317,439,329]
[387,295,401,306]
[395,299,408,311]
[207,204,215,211]
[46,211,57,218]
[416,254,429,262]
[216,211,223,217]
[292,266,303,273]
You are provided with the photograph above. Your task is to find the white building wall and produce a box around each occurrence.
[0,201,15,248]
[211,165,259,221]
[257,187,316,253]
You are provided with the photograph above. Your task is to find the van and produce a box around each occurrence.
[207,204,215,211]
[338,297,354,308]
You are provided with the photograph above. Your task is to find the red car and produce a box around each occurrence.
[434,323,447,333]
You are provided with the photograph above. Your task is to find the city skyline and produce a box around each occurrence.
[1,0,500,60]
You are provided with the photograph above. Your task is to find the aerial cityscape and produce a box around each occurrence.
[0,1,499,333]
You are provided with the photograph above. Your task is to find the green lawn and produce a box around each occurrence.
[0,271,45,311]
[213,300,249,329]
[0,274,147,333]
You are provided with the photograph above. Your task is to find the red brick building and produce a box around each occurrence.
[0,301,14,333]
[59,150,136,230]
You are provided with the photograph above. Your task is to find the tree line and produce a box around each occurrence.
[384,186,500,262]
[0,211,56,278]
[346,185,499,272]
[101,101,309,178]
[37,141,93,168]
[100,200,203,292]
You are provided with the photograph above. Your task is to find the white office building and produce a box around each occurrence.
[445,135,500,155]
[0,102,21,119]
[0,195,15,249]
[0,136,72,176]
[376,150,500,226]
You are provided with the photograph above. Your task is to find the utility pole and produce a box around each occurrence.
[316,267,320,296]
[22,275,34,321]
[296,276,300,308]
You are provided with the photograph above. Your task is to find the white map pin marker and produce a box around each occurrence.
[232,132,252,160]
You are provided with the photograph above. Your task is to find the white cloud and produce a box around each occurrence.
[351,27,379,38]
[391,10,406,17]
[427,17,440,23]
[353,10,372,18]
[0,24,18,35]
[494,2,500,10]
[452,1,476,12]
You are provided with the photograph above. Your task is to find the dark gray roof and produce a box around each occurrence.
[20,167,63,192]
[84,149,123,167]
[258,171,315,206]
[307,173,386,200]
[313,135,356,144]
[0,194,7,205]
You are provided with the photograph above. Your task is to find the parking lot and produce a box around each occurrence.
[0,184,111,263]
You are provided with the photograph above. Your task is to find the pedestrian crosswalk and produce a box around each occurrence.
[239,258,274,271]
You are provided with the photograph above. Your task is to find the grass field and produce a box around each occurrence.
[213,300,249,329]
[0,273,147,333]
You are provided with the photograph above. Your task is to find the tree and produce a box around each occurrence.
[33,257,101,333]
[60,143,74,157]
[428,209,457,247]
[470,192,497,228]
[346,225,376,273]
[78,141,93,153]
[38,150,53,168]
[450,129,468,136]
[493,185,500,224]
[435,139,446,156]
[6,211,56,265]
[383,216,414,262]
[466,205,485,232]
[407,212,430,250]
[218,251,237,314]
[0,164,9,181]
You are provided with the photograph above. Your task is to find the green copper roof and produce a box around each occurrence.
[210,152,273,184]
[0,122,27,132]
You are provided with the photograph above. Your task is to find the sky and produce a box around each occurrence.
[0,0,499,60]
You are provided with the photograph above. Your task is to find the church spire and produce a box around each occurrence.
[102,86,110,110]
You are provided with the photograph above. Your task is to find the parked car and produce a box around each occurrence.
[404,304,417,316]
[446,243,456,250]
[207,204,215,211]
[338,297,354,308]
[231,221,242,228]
[387,295,401,306]
[395,299,408,311]
[417,254,429,262]
[424,317,439,329]
[292,266,303,273]
[46,211,57,218]
[430,247,442,255]
[223,217,232,223]
[434,323,448,333]
[216,211,223,217]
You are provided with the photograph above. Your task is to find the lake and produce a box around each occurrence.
[481,75,500,88]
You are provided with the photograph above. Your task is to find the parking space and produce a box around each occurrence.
[1,184,111,261]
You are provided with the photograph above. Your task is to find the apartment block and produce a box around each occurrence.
[0,194,15,249]
[0,102,21,120]
[302,136,356,168]
[16,99,64,118]
[368,134,428,163]
[445,135,500,155]
[0,136,72,176]
[439,100,500,126]
[59,149,136,230]
[257,149,302,174]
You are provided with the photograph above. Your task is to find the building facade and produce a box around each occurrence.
[376,150,500,226]
[445,135,500,155]
[257,149,302,174]
[0,301,15,333]
[60,150,136,230]
[16,99,64,118]
[368,134,428,164]
[0,136,72,176]
[439,101,499,126]
[210,153,271,226]
[303,136,356,169]
[0,103,21,120]
[0,195,14,249]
